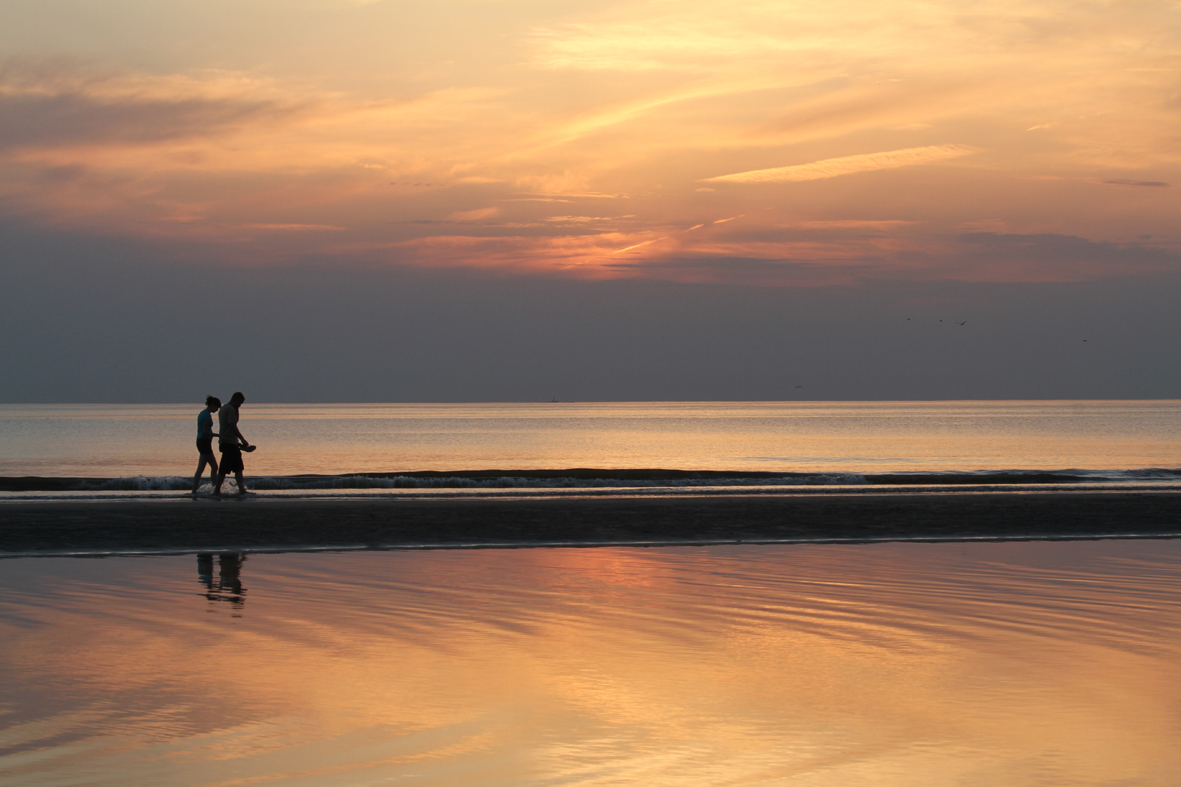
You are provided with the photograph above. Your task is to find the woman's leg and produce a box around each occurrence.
[193,452,219,492]
[192,456,209,493]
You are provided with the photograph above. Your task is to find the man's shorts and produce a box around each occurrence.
[219,444,244,474]
[196,438,214,456]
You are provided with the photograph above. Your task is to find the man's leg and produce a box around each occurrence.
[235,471,248,495]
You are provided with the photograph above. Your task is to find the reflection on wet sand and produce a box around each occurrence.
[197,553,246,612]
[2,540,1181,786]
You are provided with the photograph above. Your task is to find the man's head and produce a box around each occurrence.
[230,392,245,406]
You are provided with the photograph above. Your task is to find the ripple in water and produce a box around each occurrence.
[2,539,1181,786]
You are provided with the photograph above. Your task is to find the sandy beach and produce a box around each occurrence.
[2,489,1179,555]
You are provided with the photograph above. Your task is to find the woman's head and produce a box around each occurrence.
[205,395,222,411]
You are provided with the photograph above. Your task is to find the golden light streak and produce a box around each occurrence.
[612,238,663,255]
[702,145,980,184]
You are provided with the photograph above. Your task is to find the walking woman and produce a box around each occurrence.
[192,396,221,494]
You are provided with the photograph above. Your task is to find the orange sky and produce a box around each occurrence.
[3,0,1180,286]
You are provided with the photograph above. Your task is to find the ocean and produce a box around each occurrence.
[1,400,1178,497]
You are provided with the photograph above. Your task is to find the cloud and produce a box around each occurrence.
[448,207,501,222]
[792,220,915,230]
[702,145,979,184]
[531,22,807,72]
[604,255,874,286]
[585,224,1181,286]
[611,238,663,255]
[947,232,1181,281]
[0,92,289,152]
[245,223,347,232]
[0,60,296,152]
[1103,179,1169,188]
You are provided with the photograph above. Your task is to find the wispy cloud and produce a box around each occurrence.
[0,60,301,151]
[448,207,500,222]
[703,145,979,184]
[245,223,346,232]
[532,22,826,72]
[1103,179,1169,188]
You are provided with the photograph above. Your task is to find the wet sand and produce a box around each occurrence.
[2,490,1180,555]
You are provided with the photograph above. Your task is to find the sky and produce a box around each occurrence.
[2,0,1180,402]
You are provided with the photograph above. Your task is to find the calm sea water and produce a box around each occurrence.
[2,540,1180,786]
[0,401,1178,496]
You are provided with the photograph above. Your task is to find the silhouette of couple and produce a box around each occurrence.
[192,391,254,496]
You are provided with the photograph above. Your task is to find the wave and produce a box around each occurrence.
[2,468,1180,493]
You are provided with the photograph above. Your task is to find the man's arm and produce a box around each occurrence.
[226,411,248,446]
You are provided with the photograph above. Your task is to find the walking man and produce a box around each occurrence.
[213,392,253,496]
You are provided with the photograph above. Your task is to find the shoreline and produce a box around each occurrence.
[3,466,1179,493]
[3,489,1180,557]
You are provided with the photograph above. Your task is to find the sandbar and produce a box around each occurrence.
[2,490,1180,556]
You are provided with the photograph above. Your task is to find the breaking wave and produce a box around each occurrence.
[2,467,1180,494]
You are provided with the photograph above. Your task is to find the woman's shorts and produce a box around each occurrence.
[196,438,214,456]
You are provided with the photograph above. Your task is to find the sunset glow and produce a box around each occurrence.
[4,0,1179,285]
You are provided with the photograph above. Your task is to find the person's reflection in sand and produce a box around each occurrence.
[197,553,214,589]
[196,552,247,614]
